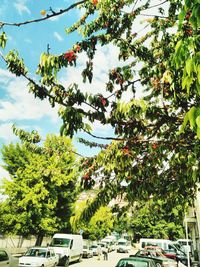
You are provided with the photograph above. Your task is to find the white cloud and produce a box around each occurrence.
[0,123,16,142]
[14,2,31,15]
[0,69,15,85]
[0,69,59,123]
[0,166,10,184]
[54,32,64,42]
[60,44,121,96]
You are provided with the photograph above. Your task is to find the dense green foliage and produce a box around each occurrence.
[0,0,199,223]
[70,199,114,240]
[0,135,79,242]
[131,200,185,241]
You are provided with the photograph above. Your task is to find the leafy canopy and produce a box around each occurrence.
[0,0,199,220]
[0,135,79,237]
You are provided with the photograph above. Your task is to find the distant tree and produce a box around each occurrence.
[71,200,114,240]
[112,205,132,236]
[131,200,185,241]
[0,134,80,245]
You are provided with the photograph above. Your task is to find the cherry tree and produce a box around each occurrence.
[0,0,199,219]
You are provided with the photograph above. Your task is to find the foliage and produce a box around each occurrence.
[70,198,114,240]
[0,0,199,222]
[0,135,79,240]
[131,200,185,241]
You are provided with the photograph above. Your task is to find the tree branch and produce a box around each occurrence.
[0,0,87,28]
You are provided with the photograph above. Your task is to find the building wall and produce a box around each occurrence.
[185,184,200,262]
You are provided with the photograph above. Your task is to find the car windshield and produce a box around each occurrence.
[50,238,70,247]
[117,259,149,267]
[25,248,46,257]
[118,242,126,246]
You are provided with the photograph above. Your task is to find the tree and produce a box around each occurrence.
[0,134,79,245]
[70,199,114,240]
[0,0,199,221]
[131,200,185,241]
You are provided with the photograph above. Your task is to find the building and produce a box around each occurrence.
[184,184,200,262]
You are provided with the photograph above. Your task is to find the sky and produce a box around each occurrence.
[0,0,126,181]
[0,0,167,181]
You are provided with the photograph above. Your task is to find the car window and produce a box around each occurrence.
[50,238,70,247]
[0,250,9,261]
[25,248,46,257]
[117,260,149,267]
[168,245,176,252]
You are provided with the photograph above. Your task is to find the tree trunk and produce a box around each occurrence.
[35,234,44,246]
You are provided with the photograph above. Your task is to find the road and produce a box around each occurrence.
[12,248,138,267]
[69,248,138,267]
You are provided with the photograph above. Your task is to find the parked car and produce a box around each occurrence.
[143,245,188,266]
[90,244,98,256]
[117,238,132,253]
[116,256,157,267]
[134,249,178,267]
[0,249,15,267]
[82,245,93,258]
[19,247,58,267]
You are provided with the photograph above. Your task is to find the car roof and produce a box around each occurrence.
[121,257,154,262]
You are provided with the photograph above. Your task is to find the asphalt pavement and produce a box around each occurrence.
[69,248,138,267]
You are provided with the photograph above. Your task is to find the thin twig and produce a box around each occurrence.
[0,0,87,28]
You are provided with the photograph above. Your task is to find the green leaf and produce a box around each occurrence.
[178,112,189,134]
[188,106,196,129]
[178,9,186,28]
[196,115,200,128]
[0,32,7,49]
[197,126,200,139]
[185,58,193,76]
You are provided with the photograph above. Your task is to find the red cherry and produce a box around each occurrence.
[92,0,98,5]
[101,98,107,106]
[152,143,157,149]
[83,173,89,180]
[64,50,76,62]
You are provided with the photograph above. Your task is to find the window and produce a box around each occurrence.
[50,238,70,247]
[0,250,9,261]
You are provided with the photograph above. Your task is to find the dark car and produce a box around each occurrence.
[0,249,15,267]
[116,256,157,267]
[143,245,189,266]
[164,246,189,266]
[133,250,178,267]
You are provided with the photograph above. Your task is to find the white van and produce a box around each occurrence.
[49,233,83,266]
[140,238,176,250]
[117,238,132,253]
[101,238,115,252]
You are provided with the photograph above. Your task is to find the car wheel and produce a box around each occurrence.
[64,257,69,267]
[156,263,162,267]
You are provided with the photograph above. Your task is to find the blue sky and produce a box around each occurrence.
[0,0,121,180]
[0,0,167,180]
